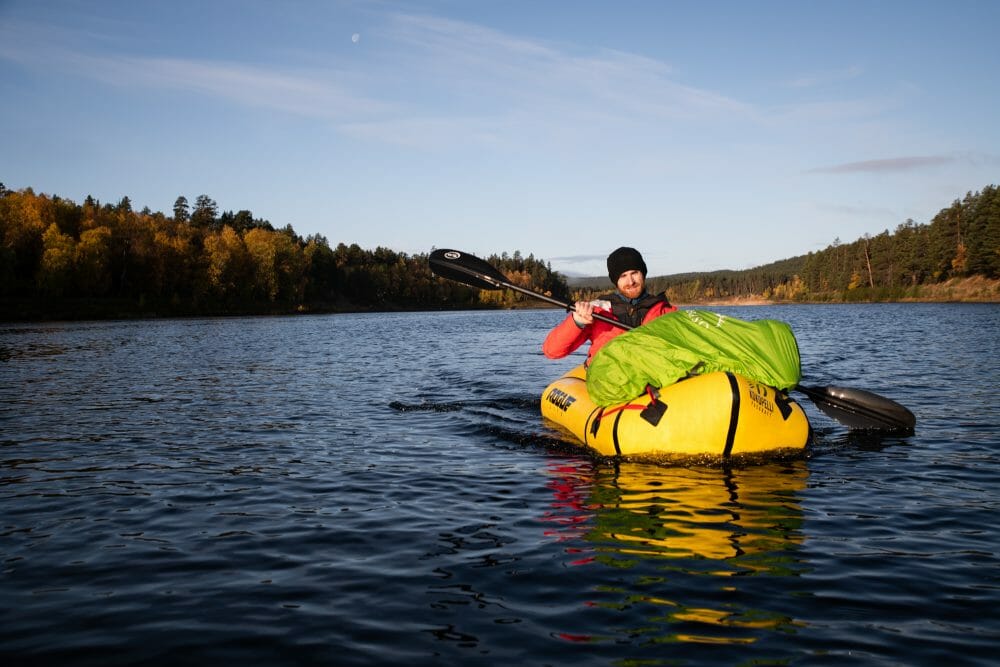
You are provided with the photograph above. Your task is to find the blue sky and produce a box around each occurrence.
[2,0,998,277]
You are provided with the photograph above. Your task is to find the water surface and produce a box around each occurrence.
[2,304,998,665]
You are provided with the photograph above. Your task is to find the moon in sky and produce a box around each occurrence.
[351,33,360,44]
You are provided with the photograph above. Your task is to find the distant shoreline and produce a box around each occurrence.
[3,276,996,324]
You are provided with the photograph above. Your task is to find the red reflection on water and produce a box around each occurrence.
[540,460,599,567]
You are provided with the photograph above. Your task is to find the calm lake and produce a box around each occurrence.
[2,303,998,666]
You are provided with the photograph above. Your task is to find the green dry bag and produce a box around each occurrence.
[586,310,801,406]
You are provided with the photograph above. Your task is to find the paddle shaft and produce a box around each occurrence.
[504,282,631,330]
[428,248,627,329]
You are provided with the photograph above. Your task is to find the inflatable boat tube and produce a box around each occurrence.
[541,365,810,458]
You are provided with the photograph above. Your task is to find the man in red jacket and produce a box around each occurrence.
[543,247,676,365]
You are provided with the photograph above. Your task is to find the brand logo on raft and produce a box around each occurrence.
[546,388,576,412]
[748,382,795,420]
[747,382,774,416]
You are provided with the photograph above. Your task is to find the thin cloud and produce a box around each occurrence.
[381,12,749,120]
[2,10,751,150]
[111,56,392,119]
[0,18,389,120]
[548,254,608,263]
[324,11,753,151]
[807,155,956,174]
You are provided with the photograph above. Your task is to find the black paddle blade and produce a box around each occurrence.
[429,249,506,291]
[430,247,619,320]
[797,384,916,432]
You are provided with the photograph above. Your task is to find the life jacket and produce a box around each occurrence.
[602,291,673,329]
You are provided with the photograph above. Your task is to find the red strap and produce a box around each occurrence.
[597,386,659,419]
[591,385,661,436]
[598,402,646,419]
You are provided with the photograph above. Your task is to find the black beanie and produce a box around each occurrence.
[607,247,647,283]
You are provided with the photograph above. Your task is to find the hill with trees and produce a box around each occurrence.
[572,185,999,304]
[1,183,997,321]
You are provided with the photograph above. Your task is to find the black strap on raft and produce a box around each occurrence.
[587,406,625,457]
[775,391,794,420]
[639,386,667,426]
[589,406,605,437]
[722,372,741,457]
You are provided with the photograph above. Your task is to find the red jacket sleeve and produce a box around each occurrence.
[542,315,590,359]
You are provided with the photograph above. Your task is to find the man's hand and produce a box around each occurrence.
[571,300,595,326]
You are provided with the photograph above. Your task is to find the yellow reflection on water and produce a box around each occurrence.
[541,459,809,648]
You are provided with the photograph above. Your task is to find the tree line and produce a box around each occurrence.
[0,184,571,319]
[573,184,999,303]
[793,184,1000,300]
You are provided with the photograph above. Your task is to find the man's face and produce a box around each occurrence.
[616,269,645,299]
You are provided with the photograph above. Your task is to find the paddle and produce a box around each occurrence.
[429,248,916,432]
